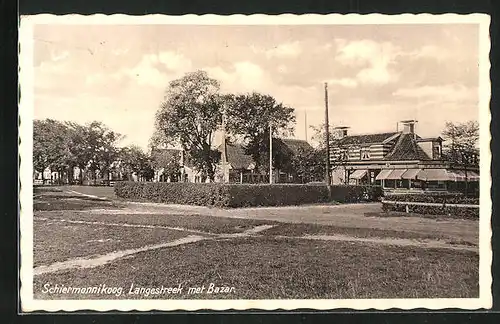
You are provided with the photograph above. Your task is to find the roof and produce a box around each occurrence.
[279,138,313,154]
[337,132,399,145]
[384,133,431,161]
[416,137,443,142]
[219,143,254,170]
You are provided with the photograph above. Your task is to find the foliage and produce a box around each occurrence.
[382,193,478,219]
[329,185,383,203]
[33,119,124,184]
[289,146,326,183]
[310,123,345,150]
[384,193,478,205]
[152,70,223,181]
[33,119,73,176]
[150,149,182,182]
[114,182,382,207]
[441,121,479,165]
[225,92,296,172]
[119,146,154,181]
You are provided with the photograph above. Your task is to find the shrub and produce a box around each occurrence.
[382,193,479,219]
[114,182,382,207]
[384,194,479,205]
[330,185,383,203]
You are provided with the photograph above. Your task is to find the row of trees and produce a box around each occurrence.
[151,70,299,182]
[33,120,159,184]
[34,68,480,186]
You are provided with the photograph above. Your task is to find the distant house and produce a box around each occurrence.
[151,147,213,183]
[329,120,479,193]
[151,138,314,184]
[217,139,313,183]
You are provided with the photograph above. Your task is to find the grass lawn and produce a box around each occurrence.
[31,185,480,301]
[33,236,479,300]
[34,191,123,211]
[260,222,470,243]
[35,211,277,235]
[33,220,191,266]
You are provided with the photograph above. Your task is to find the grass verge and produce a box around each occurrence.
[33,220,190,266]
[34,236,478,300]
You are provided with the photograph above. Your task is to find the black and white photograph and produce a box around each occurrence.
[19,14,491,311]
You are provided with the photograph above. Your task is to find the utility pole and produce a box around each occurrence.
[221,107,228,183]
[269,123,273,184]
[324,82,331,196]
[304,110,308,141]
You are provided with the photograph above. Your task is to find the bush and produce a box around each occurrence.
[385,193,479,205]
[114,182,382,207]
[330,185,383,203]
[382,193,479,219]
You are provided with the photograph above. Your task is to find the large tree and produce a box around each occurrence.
[290,146,326,183]
[442,120,479,195]
[119,146,155,181]
[225,92,295,173]
[152,71,223,182]
[150,149,182,182]
[33,119,73,184]
[67,121,122,184]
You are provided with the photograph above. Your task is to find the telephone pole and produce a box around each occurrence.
[324,83,331,195]
[221,108,228,183]
[269,123,273,184]
[304,110,308,141]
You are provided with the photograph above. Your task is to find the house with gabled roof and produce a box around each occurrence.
[329,120,479,193]
[217,138,314,183]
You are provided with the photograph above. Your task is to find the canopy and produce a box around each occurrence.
[385,169,407,180]
[449,170,480,182]
[375,169,392,180]
[401,169,420,180]
[416,169,451,181]
[350,169,368,180]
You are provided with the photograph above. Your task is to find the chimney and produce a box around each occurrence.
[334,126,350,138]
[400,120,417,134]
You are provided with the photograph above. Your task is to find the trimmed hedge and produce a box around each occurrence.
[385,194,479,205]
[382,194,479,219]
[114,182,383,208]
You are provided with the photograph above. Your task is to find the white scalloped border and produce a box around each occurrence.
[18,13,492,312]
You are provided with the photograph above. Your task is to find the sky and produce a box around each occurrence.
[32,23,480,149]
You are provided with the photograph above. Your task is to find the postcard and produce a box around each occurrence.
[19,13,491,312]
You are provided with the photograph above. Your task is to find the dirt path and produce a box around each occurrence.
[66,187,479,247]
[82,202,478,246]
[33,223,275,276]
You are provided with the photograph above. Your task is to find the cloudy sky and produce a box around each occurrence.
[32,23,480,149]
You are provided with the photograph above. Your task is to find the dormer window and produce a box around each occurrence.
[360,147,370,160]
[433,144,441,159]
[340,148,348,161]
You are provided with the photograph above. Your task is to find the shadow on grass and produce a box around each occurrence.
[34,190,121,211]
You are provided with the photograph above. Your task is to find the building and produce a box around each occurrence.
[329,120,479,193]
[217,138,315,183]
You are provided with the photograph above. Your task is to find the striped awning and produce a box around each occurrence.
[385,169,407,180]
[401,169,420,180]
[448,170,480,182]
[375,169,392,180]
[350,169,368,180]
[416,169,451,181]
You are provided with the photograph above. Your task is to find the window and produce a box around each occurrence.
[340,149,348,161]
[360,147,370,160]
[433,144,441,159]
